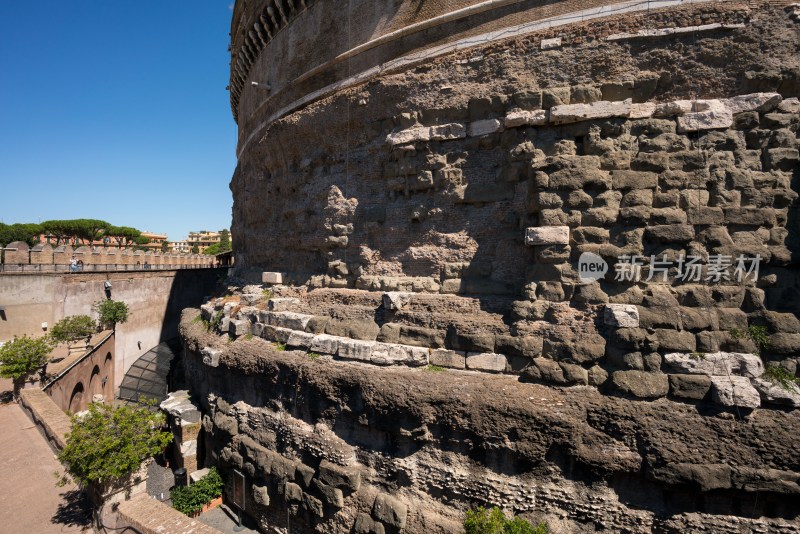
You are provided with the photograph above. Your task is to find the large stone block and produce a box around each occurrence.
[201,347,221,368]
[373,493,408,530]
[311,334,340,355]
[313,479,344,508]
[465,352,507,372]
[354,513,385,534]
[676,100,733,132]
[525,226,569,245]
[269,311,313,331]
[387,126,430,145]
[370,343,428,366]
[262,272,285,284]
[382,291,412,310]
[429,122,466,141]
[550,99,631,124]
[710,376,761,409]
[669,374,712,400]
[604,304,640,328]
[610,371,669,399]
[504,109,548,128]
[468,119,503,136]
[287,330,314,349]
[725,92,782,114]
[319,460,361,492]
[337,339,375,362]
[430,349,466,369]
[664,352,764,378]
[751,378,800,408]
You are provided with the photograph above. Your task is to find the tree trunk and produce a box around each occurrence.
[12,377,23,401]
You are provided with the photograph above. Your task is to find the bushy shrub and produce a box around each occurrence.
[171,467,224,515]
[50,315,96,347]
[464,507,547,534]
[94,299,130,330]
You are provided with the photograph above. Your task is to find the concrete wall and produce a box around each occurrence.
[0,269,224,387]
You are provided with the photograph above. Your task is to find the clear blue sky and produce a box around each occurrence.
[0,1,237,242]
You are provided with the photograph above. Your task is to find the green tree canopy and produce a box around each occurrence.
[191,244,199,254]
[94,300,130,330]
[58,402,172,488]
[218,229,231,252]
[106,225,142,248]
[0,223,43,247]
[0,335,54,398]
[50,315,97,347]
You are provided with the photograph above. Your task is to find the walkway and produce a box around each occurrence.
[117,338,183,406]
[0,379,92,533]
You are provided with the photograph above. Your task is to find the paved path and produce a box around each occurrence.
[0,391,92,533]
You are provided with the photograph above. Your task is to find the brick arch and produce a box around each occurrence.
[68,382,85,414]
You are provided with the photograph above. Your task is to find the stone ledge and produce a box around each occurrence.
[19,388,71,450]
[117,493,223,534]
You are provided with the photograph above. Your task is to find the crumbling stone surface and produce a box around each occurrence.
[181,311,800,533]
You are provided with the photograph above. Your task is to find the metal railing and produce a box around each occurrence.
[0,263,219,273]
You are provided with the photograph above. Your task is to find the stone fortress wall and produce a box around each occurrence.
[0,241,215,271]
[190,0,800,532]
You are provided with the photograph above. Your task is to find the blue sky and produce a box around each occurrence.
[0,2,237,242]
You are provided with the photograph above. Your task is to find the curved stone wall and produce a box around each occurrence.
[221,1,800,530]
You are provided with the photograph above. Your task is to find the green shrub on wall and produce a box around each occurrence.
[464,507,548,534]
[171,467,225,515]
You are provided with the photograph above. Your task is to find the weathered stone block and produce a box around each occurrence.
[287,330,314,349]
[550,99,631,124]
[201,347,221,368]
[468,119,503,136]
[644,225,694,243]
[656,330,696,352]
[262,272,285,284]
[664,352,763,378]
[382,291,411,310]
[711,376,760,409]
[354,513,385,534]
[429,123,466,141]
[725,92,782,114]
[430,349,466,369]
[337,339,375,361]
[610,371,669,399]
[311,334,340,355]
[304,493,324,518]
[313,479,343,508]
[319,460,361,492]
[559,362,589,385]
[525,226,569,245]
[370,343,428,366]
[751,378,800,408]
[387,126,430,145]
[284,481,303,502]
[465,352,507,372]
[604,304,640,328]
[669,374,712,400]
[373,493,408,529]
[253,485,270,506]
[504,110,548,127]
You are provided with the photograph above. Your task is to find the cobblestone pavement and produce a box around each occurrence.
[0,383,92,533]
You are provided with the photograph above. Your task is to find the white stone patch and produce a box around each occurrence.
[604,304,639,328]
[664,352,764,378]
[540,37,562,50]
[268,311,313,331]
[778,97,800,114]
[268,297,300,311]
[525,226,570,246]
[630,103,656,119]
[468,119,504,137]
[676,100,733,133]
[382,292,412,311]
[466,352,507,372]
[202,346,221,367]
[751,378,800,408]
[504,109,548,128]
[262,272,285,284]
[386,126,430,146]
[311,334,340,355]
[606,23,743,41]
[724,93,782,114]
[337,339,375,362]
[371,343,428,366]
[710,376,761,409]
[287,330,315,349]
[549,99,631,124]
[429,123,466,141]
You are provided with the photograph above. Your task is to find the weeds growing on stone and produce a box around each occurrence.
[274,342,286,351]
[464,506,547,534]
[307,352,321,360]
[729,325,771,355]
[425,364,446,372]
[764,365,800,393]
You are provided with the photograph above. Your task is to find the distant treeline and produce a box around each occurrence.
[0,219,151,249]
